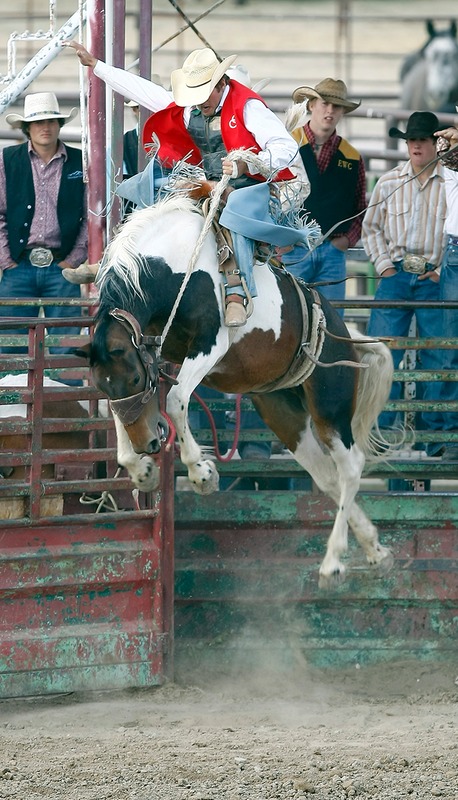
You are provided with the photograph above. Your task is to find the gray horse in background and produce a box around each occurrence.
[400,20,458,113]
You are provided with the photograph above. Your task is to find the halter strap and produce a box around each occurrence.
[108,308,163,424]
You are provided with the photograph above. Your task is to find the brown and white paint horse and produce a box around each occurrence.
[75,195,394,586]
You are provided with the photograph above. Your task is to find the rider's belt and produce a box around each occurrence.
[401,254,436,274]
[448,235,458,247]
[24,247,61,267]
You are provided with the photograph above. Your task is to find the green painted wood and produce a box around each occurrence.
[174,487,458,670]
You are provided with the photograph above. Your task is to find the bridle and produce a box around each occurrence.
[108,308,171,427]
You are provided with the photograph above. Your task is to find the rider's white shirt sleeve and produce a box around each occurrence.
[444,166,458,236]
[93,61,173,113]
[242,99,299,175]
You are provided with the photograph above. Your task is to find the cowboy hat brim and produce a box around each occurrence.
[5,107,79,129]
[292,85,360,113]
[389,126,441,140]
[171,53,237,107]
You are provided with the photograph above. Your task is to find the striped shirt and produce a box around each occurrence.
[362,160,447,276]
[0,141,88,269]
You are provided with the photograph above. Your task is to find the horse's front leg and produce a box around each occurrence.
[166,380,219,496]
[113,414,160,493]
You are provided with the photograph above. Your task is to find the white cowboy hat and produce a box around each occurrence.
[292,78,360,114]
[171,48,237,107]
[226,64,271,95]
[5,91,78,129]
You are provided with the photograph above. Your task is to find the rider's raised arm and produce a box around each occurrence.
[63,40,172,114]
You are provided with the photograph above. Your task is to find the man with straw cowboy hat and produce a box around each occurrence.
[64,41,312,327]
[0,91,87,358]
[283,77,366,308]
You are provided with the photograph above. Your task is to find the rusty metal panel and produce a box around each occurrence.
[0,512,171,697]
[0,316,175,697]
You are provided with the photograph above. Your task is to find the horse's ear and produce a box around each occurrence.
[72,343,91,361]
[450,20,457,39]
[426,19,436,39]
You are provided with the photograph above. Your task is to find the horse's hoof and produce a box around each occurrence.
[371,547,394,575]
[318,565,346,590]
[131,456,160,493]
[189,459,219,495]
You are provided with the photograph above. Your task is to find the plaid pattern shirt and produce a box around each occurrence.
[303,123,366,247]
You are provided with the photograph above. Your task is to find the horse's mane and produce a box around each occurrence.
[97,195,202,302]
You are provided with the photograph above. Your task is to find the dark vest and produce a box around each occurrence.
[299,137,360,235]
[187,109,260,189]
[123,127,139,178]
[3,142,85,262]
[187,109,225,179]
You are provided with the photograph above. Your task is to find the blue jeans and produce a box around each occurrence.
[424,237,458,453]
[0,259,82,355]
[367,266,442,432]
[281,239,347,303]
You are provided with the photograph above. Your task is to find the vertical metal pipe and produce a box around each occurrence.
[137,0,153,174]
[107,0,126,237]
[86,0,107,265]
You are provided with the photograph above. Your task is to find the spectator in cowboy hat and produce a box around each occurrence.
[282,78,366,310]
[0,92,87,364]
[362,111,448,475]
[64,41,311,327]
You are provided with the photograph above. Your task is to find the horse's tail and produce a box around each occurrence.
[350,331,399,459]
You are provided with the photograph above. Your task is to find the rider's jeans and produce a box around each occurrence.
[228,233,256,298]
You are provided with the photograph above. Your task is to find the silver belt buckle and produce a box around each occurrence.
[28,247,53,267]
[403,254,427,274]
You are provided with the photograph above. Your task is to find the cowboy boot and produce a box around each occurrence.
[62,262,99,284]
[225,294,247,327]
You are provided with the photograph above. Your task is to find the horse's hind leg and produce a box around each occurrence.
[301,434,391,583]
[348,504,393,572]
[308,436,366,587]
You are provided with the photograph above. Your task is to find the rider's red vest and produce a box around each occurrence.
[142,80,295,182]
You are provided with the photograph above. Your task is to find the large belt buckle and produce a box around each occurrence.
[403,254,427,274]
[28,247,53,267]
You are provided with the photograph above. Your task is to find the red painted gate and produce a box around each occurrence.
[0,312,174,698]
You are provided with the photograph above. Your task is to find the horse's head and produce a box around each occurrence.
[75,310,169,455]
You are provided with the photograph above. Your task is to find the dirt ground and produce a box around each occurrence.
[0,660,456,800]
